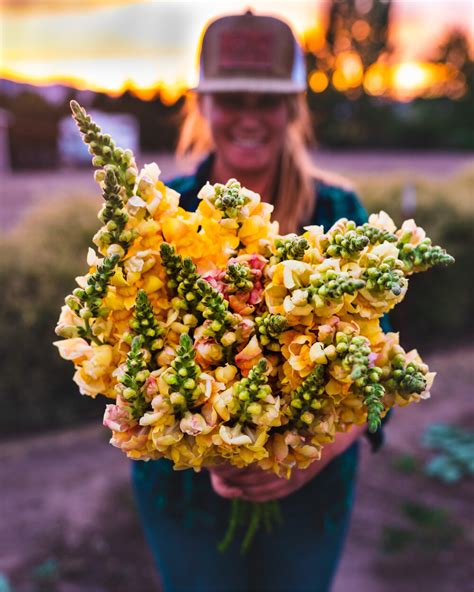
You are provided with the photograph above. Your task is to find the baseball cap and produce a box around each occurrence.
[195,10,307,94]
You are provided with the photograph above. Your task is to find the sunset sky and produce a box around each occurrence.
[1,0,473,98]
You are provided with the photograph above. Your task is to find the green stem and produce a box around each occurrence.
[241,503,262,555]
[262,503,273,533]
[84,317,103,346]
[218,498,241,553]
[269,500,283,525]
[219,499,284,554]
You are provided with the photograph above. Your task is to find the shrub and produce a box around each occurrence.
[0,195,105,436]
[355,165,474,349]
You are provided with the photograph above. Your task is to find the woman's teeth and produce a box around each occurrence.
[233,138,265,148]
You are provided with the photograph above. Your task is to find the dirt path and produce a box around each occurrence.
[1,346,473,592]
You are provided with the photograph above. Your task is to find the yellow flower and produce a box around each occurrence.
[212,386,239,421]
[161,208,202,257]
[396,218,427,246]
[73,344,116,398]
[280,331,324,378]
[180,412,214,436]
[215,425,270,466]
[238,207,278,253]
[110,426,156,459]
[139,394,172,427]
[218,424,253,446]
[54,306,83,339]
[53,337,91,362]
[368,210,397,234]
[151,421,183,449]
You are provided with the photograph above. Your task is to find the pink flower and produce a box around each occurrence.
[202,270,228,297]
[235,335,262,375]
[103,403,137,432]
[145,375,159,398]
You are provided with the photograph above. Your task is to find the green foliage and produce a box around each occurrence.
[392,454,420,475]
[422,423,474,483]
[382,501,463,554]
[0,196,105,436]
[355,166,474,349]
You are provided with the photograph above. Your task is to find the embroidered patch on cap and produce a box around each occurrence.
[218,30,275,71]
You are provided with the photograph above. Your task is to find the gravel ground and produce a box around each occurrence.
[1,346,473,592]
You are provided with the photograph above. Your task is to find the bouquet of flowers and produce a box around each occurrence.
[54,102,454,551]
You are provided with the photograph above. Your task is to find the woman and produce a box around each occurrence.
[132,12,387,592]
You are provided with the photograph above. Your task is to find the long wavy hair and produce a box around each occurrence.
[176,93,350,234]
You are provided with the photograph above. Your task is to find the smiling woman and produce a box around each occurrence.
[130,10,384,592]
[177,91,318,235]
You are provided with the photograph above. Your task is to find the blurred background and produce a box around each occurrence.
[0,1,473,591]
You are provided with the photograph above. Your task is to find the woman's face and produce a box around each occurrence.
[200,93,290,175]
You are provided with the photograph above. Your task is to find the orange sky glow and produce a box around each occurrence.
[1,0,473,102]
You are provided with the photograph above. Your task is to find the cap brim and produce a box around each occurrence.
[193,77,306,94]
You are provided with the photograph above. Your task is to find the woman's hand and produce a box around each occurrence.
[208,425,365,502]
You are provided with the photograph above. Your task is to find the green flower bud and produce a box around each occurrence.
[247,403,262,416]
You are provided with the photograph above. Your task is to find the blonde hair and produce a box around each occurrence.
[176,93,351,234]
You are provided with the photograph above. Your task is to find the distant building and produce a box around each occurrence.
[59,111,140,166]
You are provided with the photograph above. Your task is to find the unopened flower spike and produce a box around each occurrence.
[159,242,183,290]
[255,313,288,351]
[398,239,455,274]
[323,220,370,259]
[196,279,237,342]
[95,166,136,251]
[364,383,385,433]
[308,269,365,304]
[164,333,202,414]
[70,253,119,343]
[160,243,201,314]
[117,335,150,419]
[128,290,165,353]
[272,235,309,263]
[384,353,427,398]
[288,364,326,426]
[69,100,137,198]
[357,223,398,245]
[336,333,385,432]
[234,359,271,423]
[211,179,250,218]
[224,263,254,293]
[362,257,406,296]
